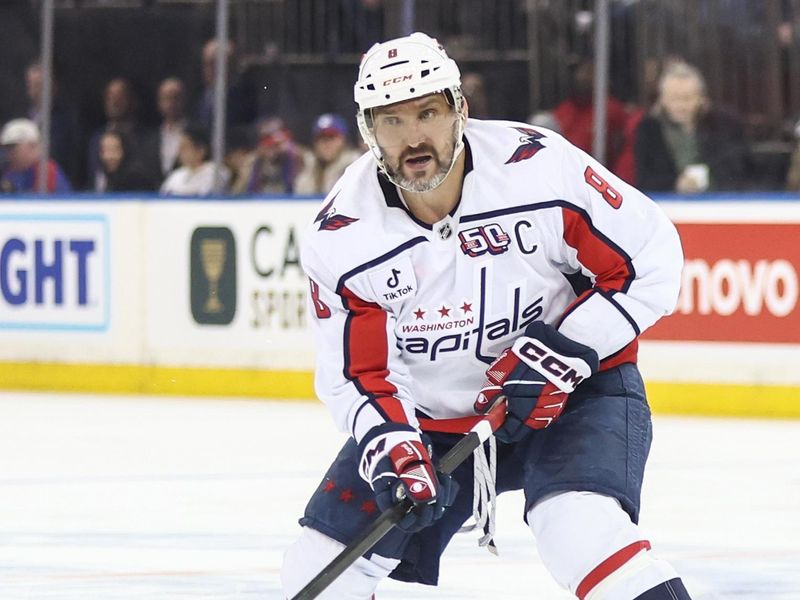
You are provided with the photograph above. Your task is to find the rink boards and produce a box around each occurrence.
[0,195,798,418]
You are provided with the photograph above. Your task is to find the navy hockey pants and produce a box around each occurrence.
[298,362,653,586]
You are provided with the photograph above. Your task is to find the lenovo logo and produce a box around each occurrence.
[678,259,798,317]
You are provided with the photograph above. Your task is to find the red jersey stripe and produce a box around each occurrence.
[340,286,399,400]
[600,339,638,371]
[374,395,408,423]
[561,207,634,293]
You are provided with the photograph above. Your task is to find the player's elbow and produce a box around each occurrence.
[659,221,685,316]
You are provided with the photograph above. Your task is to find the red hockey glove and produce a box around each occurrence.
[474,321,599,443]
[358,423,458,532]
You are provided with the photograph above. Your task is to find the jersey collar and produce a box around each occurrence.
[377,136,474,230]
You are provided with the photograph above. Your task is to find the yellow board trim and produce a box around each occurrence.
[646,381,800,418]
[0,361,315,399]
[1,362,799,418]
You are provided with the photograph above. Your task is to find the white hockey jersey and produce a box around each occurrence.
[301,119,683,442]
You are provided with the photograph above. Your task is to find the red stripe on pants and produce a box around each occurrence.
[576,540,652,600]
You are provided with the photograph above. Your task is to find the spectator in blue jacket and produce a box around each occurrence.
[0,118,71,193]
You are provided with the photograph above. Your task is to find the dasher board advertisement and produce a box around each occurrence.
[144,200,320,370]
[646,202,800,345]
[0,212,109,331]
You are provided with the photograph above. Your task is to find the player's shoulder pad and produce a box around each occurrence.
[300,152,411,290]
[302,151,374,231]
[464,118,570,170]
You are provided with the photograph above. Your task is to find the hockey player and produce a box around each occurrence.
[281,32,692,600]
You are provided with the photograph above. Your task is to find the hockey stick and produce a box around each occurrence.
[290,399,507,600]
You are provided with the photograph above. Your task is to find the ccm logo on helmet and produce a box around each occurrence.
[384,74,413,86]
[517,341,585,388]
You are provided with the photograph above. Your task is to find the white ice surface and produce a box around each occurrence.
[0,392,798,599]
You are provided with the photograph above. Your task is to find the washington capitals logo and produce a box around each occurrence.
[315,193,359,231]
[505,127,547,164]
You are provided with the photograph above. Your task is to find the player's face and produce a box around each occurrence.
[372,94,459,192]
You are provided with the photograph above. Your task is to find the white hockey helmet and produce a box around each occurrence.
[354,32,467,190]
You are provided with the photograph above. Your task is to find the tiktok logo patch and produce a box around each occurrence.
[386,268,401,288]
[368,256,417,304]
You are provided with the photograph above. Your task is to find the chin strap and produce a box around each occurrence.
[458,434,498,554]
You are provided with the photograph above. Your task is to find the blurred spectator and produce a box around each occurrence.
[461,72,491,119]
[194,39,257,129]
[225,125,259,194]
[527,111,562,133]
[552,58,627,164]
[249,117,303,194]
[161,125,228,195]
[97,131,157,193]
[151,77,188,178]
[24,62,78,184]
[86,78,146,190]
[634,62,748,193]
[0,118,71,193]
[611,56,675,184]
[294,114,360,195]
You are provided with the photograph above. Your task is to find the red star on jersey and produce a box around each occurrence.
[339,489,354,503]
[438,306,451,317]
[460,302,472,313]
[414,308,425,320]
[323,480,335,493]
[360,500,377,515]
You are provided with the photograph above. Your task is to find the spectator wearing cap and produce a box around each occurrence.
[1,118,71,193]
[294,113,361,195]
[250,117,304,194]
[160,125,229,195]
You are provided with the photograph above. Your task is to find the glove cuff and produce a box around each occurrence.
[357,422,420,484]
[513,321,599,393]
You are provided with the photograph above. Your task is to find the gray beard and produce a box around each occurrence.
[379,118,462,192]
[387,149,453,192]
[393,165,448,192]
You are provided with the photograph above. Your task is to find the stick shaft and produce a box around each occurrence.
[291,402,505,600]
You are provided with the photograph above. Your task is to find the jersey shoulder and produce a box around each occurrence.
[465,118,572,170]
[300,152,416,290]
[464,118,578,210]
